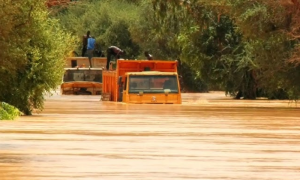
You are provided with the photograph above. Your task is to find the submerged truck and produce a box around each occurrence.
[61,57,106,95]
[102,60,182,104]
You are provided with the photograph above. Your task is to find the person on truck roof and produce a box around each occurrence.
[82,31,90,57]
[87,36,96,68]
[144,51,153,60]
[106,46,125,70]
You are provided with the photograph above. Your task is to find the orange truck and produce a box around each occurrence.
[61,57,106,95]
[102,60,182,104]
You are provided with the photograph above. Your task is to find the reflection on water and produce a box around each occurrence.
[0,92,300,180]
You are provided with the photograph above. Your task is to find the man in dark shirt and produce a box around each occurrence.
[106,46,125,70]
[81,31,90,57]
[144,51,153,60]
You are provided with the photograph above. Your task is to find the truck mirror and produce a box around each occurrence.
[118,76,122,85]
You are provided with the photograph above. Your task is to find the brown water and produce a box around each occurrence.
[1,92,300,180]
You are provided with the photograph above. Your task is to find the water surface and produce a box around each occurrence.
[0,92,299,180]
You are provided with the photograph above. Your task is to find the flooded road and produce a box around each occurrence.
[1,92,300,180]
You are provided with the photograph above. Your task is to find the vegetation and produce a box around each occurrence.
[0,102,22,120]
[151,0,300,99]
[0,0,77,115]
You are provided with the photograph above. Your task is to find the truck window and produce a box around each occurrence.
[63,70,102,83]
[128,75,178,94]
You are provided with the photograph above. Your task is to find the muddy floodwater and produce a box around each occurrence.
[1,92,300,180]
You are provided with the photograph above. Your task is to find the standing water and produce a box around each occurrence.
[0,92,299,180]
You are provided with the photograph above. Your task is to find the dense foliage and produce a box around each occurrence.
[152,0,300,99]
[0,102,22,120]
[0,0,77,114]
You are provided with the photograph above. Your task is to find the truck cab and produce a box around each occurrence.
[122,71,181,104]
[61,67,103,95]
[61,57,106,95]
[102,59,182,104]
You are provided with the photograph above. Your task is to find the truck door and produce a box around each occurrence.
[117,76,123,102]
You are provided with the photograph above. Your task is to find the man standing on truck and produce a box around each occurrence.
[81,31,90,57]
[144,51,153,60]
[106,46,125,70]
[87,36,96,67]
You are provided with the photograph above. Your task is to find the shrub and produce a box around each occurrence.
[0,102,23,120]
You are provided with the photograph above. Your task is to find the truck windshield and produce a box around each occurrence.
[63,70,102,83]
[128,75,178,93]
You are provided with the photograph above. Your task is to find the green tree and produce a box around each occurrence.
[0,0,77,114]
[223,0,300,99]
